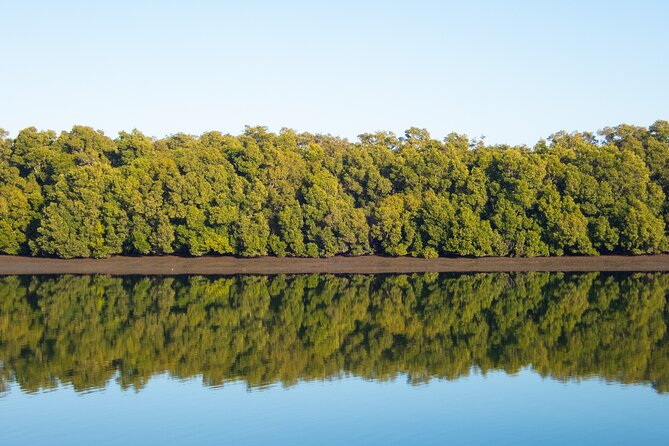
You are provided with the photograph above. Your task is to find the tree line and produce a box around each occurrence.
[1,121,669,258]
[1,272,667,394]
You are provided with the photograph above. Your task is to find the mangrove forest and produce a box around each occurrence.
[1,121,669,258]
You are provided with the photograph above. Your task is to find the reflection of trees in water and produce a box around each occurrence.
[0,273,668,394]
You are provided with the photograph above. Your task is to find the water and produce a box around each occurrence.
[1,272,668,445]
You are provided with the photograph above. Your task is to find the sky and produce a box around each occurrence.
[1,0,668,145]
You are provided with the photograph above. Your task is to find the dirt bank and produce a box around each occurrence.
[0,254,667,275]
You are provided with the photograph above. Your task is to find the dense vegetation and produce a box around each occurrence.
[2,121,669,258]
[1,273,668,394]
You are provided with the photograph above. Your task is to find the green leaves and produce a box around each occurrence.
[32,166,127,258]
[371,194,417,256]
[1,122,669,258]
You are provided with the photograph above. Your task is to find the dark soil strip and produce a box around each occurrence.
[0,254,666,275]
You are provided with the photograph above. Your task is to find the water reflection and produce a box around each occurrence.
[1,272,668,395]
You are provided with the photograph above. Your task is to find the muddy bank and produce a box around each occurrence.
[0,254,667,275]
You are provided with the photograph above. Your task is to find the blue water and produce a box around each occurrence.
[2,370,668,445]
[2,272,669,444]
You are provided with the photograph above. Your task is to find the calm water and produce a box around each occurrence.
[1,272,669,445]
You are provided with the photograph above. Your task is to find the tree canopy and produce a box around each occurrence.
[1,121,669,258]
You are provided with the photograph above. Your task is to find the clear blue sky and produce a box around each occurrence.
[1,0,667,145]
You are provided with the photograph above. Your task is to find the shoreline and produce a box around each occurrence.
[0,254,667,275]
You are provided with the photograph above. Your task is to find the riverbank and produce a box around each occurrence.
[0,254,668,275]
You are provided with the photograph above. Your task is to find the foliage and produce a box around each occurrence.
[1,122,669,257]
